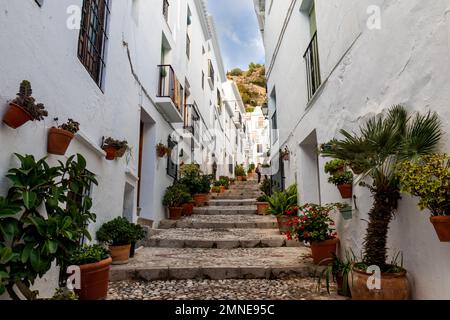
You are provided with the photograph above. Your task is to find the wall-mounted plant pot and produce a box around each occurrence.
[109,244,131,265]
[2,102,32,129]
[169,207,183,220]
[337,184,352,199]
[340,207,353,220]
[256,202,269,215]
[310,238,339,265]
[116,147,127,158]
[103,146,118,160]
[47,127,74,155]
[350,267,410,300]
[157,149,167,157]
[430,216,450,242]
[75,257,112,300]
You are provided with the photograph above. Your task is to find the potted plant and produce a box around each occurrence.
[96,217,134,265]
[256,195,270,215]
[287,203,339,265]
[325,160,353,199]
[219,176,230,190]
[179,164,206,206]
[281,147,290,161]
[338,203,353,220]
[211,186,221,194]
[317,252,354,297]
[102,137,129,160]
[235,164,246,181]
[322,105,442,300]
[267,184,298,234]
[3,80,48,129]
[129,223,146,258]
[156,143,170,157]
[175,183,194,216]
[163,184,191,220]
[213,180,224,193]
[398,154,450,242]
[47,118,80,155]
[68,245,111,300]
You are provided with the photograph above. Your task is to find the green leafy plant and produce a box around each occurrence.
[235,165,246,177]
[211,186,221,193]
[54,118,80,134]
[267,184,298,216]
[0,154,97,300]
[317,252,355,297]
[328,171,353,186]
[68,244,110,266]
[322,105,442,271]
[96,217,135,246]
[218,176,230,189]
[198,174,212,193]
[398,154,450,216]
[179,164,203,195]
[286,203,338,243]
[257,195,270,202]
[162,184,191,208]
[48,288,79,300]
[11,80,48,121]
[259,177,271,196]
[102,137,128,150]
[324,160,346,175]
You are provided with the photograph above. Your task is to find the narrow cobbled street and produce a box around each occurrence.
[108,179,343,300]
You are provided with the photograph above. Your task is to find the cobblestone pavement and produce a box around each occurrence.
[108,278,346,300]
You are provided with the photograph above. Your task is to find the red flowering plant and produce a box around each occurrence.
[286,203,339,243]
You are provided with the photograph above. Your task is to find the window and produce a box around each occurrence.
[163,0,169,23]
[304,2,321,100]
[208,60,215,85]
[78,0,111,89]
[271,111,278,144]
[257,144,263,153]
[202,71,205,89]
[186,34,191,59]
[216,89,222,113]
[167,135,178,178]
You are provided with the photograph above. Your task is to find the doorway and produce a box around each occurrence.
[299,130,321,204]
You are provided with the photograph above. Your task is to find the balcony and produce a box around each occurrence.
[304,32,321,101]
[233,110,243,128]
[156,65,183,123]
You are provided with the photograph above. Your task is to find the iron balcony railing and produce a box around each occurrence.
[303,32,321,101]
[157,64,183,114]
[163,0,169,22]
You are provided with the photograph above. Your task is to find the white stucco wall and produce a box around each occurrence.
[261,0,450,299]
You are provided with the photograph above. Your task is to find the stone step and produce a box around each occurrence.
[212,194,261,200]
[193,205,257,215]
[207,199,257,206]
[144,228,291,249]
[110,247,314,281]
[158,215,277,229]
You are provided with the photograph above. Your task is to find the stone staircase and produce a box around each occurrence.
[110,179,315,282]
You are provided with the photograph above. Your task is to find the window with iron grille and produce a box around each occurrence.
[167,135,178,178]
[304,32,321,100]
[78,0,110,89]
[163,0,169,23]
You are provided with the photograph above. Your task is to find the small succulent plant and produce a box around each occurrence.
[12,80,48,121]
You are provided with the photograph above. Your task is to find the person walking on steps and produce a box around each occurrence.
[256,163,262,183]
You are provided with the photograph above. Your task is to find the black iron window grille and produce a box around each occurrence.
[303,32,321,100]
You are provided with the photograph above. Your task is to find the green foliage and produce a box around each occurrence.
[49,288,79,300]
[217,176,230,189]
[267,184,298,216]
[287,203,338,243]
[321,105,442,270]
[228,68,243,76]
[198,174,212,193]
[259,177,271,196]
[317,252,355,297]
[251,77,266,88]
[257,195,270,202]
[398,154,450,216]
[235,165,246,177]
[178,164,203,195]
[58,118,80,134]
[162,184,192,208]
[0,154,97,299]
[68,244,110,266]
[102,137,128,150]
[96,217,135,246]
[328,171,353,186]
[12,80,48,121]
[324,160,346,175]
[249,163,256,171]
[245,107,255,113]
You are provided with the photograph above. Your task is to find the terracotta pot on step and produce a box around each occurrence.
[430,216,450,242]
[193,194,206,207]
[168,207,183,220]
[109,244,131,265]
[276,216,292,234]
[2,102,32,129]
[103,146,118,160]
[310,238,339,265]
[256,202,269,215]
[219,186,225,193]
[350,267,410,300]
[236,176,243,182]
[182,202,194,216]
[47,127,75,155]
[75,257,112,300]
[337,184,352,199]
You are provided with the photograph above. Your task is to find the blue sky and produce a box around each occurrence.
[207,0,265,72]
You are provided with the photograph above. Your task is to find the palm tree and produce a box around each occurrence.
[322,105,442,271]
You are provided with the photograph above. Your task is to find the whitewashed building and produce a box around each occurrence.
[243,107,270,168]
[255,0,450,299]
[0,0,245,297]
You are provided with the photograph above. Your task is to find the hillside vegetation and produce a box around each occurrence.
[227,63,267,113]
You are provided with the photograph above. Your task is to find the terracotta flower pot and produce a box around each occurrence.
[2,102,32,129]
[310,238,339,265]
[337,184,352,199]
[182,202,194,216]
[47,127,74,155]
[157,148,166,157]
[219,186,226,193]
[430,216,450,242]
[169,207,183,220]
[193,194,207,207]
[109,244,131,265]
[236,176,243,182]
[116,147,127,158]
[276,216,292,234]
[350,267,410,300]
[256,202,269,215]
[103,146,118,160]
[75,257,112,300]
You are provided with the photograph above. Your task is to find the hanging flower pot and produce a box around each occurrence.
[47,119,80,156]
[339,205,353,220]
[337,183,353,199]
[102,137,128,161]
[430,216,450,242]
[104,146,118,160]
[156,143,168,157]
[3,102,33,129]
